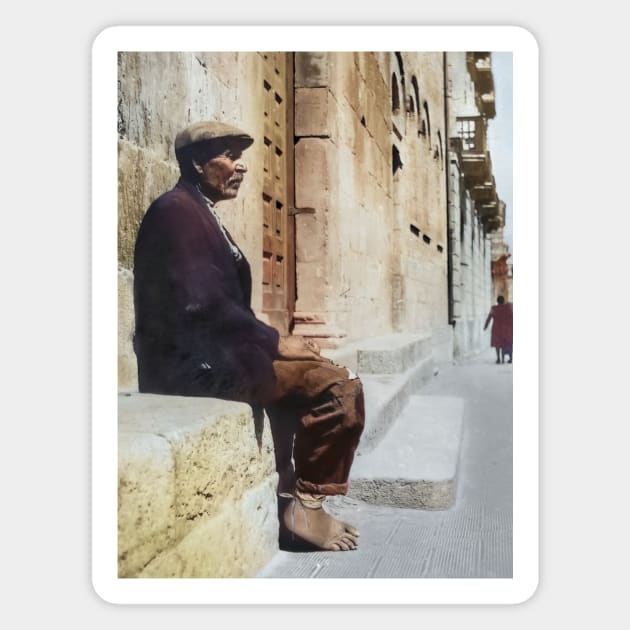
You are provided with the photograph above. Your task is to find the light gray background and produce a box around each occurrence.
[2,1,625,626]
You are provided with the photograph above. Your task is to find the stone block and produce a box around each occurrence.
[294,262,331,312]
[295,213,326,263]
[350,395,465,510]
[117,140,179,269]
[358,355,435,454]
[118,393,278,578]
[118,430,176,577]
[295,52,329,87]
[291,312,348,347]
[338,56,362,116]
[138,477,278,578]
[118,268,137,392]
[294,138,332,211]
[295,87,330,137]
[357,333,432,374]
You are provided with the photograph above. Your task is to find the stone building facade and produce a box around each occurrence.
[445,51,509,358]
[117,51,510,386]
[490,228,514,303]
[291,52,451,363]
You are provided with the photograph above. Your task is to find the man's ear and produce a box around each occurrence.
[192,159,204,175]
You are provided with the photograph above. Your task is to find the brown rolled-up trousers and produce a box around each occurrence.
[266,355,365,496]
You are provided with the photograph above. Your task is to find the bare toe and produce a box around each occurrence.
[342,522,360,537]
[330,538,351,551]
[342,532,359,546]
[340,535,358,549]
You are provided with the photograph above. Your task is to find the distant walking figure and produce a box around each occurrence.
[484,295,513,363]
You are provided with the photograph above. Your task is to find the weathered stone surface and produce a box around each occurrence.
[138,477,278,578]
[118,430,176,577]
[118,393,278,578]
[295,213,326,264]
[295,87,331,137]
[294,261,331,313]
[118,268,137,391]
[117,140,179,270]
[294,137,331,211]
[358,356,435,454]
[357,333,432,374]
[349,395,464,510]
[349,477,456,511]
[431,325,455,366]
[295,52,329,87]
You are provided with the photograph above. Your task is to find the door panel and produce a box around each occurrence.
[261,52,295,334]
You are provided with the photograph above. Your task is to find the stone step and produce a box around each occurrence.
[117,393,279,578]
[348,395,465,510]
[322,332,432,375]
[358,355,435,455]
[356,333,432,374]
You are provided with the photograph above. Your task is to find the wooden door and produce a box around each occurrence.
[261,52,295,334]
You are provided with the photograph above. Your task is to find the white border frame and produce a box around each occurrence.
[92,25,538,605]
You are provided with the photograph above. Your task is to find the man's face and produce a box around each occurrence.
[194,144,248,203]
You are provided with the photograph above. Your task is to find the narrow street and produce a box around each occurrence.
[258,349,513,578]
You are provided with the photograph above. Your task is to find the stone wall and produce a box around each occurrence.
[449,161,492,358]
[293,52,450,346]
[117,51,269,389]
[390,53,449,336]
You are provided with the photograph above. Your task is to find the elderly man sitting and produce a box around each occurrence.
[133,121,365,552]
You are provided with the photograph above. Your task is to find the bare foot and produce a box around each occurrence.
[281,497,360,551]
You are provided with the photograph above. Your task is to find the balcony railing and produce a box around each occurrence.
[477,200,499,219]
[465,52,496,119]
[479,92,496,119]
[470,176,496,202]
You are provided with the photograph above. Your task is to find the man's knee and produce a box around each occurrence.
[333,378,365,435]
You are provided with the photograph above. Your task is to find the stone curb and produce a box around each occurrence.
[349,395,465,510]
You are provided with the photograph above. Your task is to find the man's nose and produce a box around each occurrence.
[235,160,247,173]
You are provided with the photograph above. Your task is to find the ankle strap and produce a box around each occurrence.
[295,489,326,509]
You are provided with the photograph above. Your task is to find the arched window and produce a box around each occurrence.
[392,144,403,175]
[395,53,406,113]
[410,76,420,120]
[391,53,406,139]
[395,52,405,79]
[392,72,400,113]
[423,100,431,142]
[407,94,415,114]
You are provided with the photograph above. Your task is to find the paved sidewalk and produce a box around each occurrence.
[257,350,513,578]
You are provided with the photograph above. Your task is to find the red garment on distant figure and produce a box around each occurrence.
[486,303,513,349]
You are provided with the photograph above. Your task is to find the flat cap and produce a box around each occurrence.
[174,121,254,154]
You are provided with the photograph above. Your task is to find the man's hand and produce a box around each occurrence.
[277,335,321,361]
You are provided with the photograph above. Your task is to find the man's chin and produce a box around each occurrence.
[224,185,241,199]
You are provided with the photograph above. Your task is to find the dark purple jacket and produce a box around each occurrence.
[133,179,279,403]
